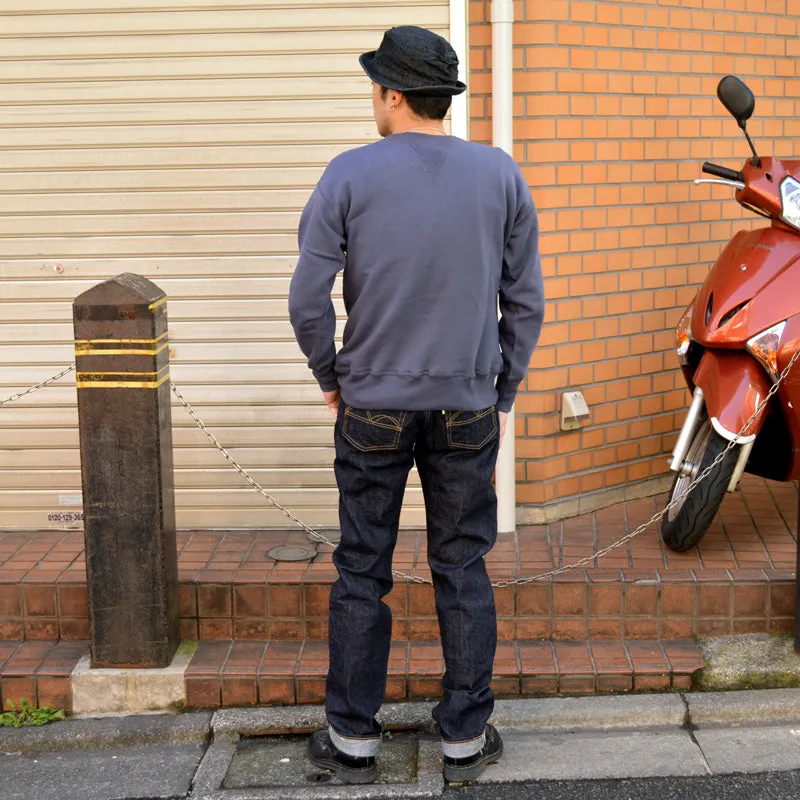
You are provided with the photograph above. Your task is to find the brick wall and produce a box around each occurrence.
[469,0,800,510]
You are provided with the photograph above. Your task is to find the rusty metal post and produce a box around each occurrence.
[73,274,178,668]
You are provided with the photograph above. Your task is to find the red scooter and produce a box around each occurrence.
[661,75,800,552]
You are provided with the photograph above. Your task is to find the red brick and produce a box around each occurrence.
[222,676,258,707]
[233,586,266,618]
[296,678,326,704]
[22,585,56,618]
[36,678,71,711]
[197,585,231,618]
[0,585,21,617]
[259,677,296,705]
[185,677,221,708]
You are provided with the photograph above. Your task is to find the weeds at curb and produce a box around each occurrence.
[0,699,66,728]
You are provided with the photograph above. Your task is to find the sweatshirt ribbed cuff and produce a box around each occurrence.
[316,373,340,393]
[496,395,515,413]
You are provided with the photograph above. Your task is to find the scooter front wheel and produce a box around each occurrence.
[660,420,738,552]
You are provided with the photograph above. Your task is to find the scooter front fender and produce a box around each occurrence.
[692,349,770,442]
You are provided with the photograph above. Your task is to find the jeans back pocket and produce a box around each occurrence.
[445,408,498,450]
[342,407,408,452]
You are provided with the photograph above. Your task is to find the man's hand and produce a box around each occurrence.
[499,411,509,446]
[323,389,341,419]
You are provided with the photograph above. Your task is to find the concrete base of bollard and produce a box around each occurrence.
[71,641,198,715]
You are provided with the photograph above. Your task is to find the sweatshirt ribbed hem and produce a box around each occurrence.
[339,372,502,412]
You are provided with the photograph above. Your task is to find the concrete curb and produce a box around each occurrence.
[6,688,800,757]
[0,710,212,754]
[211,694,688,740]
[687,688,800,728]
[491,694,688,731]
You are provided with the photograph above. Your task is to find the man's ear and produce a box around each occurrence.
[387,89,405,109]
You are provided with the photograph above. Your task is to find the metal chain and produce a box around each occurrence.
[171,345,800,587]
[0,363,76,406]
[6,353,798,588]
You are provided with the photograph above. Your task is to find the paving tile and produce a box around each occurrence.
[197,585,232,618]
[37,641,88,676]
[185,676,221,709]
[625,584,659,616]
[36,676,71,710]
[267,585,302,618]
[625,641,669,674]
[24,620,60,640]
[2,479,793,654]
[2,676,38,706]
[232,586,266,618]
[2,641,56,674]
[0,585,21,617]
[185,641,231,677]
[22,584,56,617]
[590,583,622,616]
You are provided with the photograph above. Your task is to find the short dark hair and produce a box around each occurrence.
[381,86,451,121]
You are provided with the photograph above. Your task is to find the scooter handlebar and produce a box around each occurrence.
[702,162,745,183]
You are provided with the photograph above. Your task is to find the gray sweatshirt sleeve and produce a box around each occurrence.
[288,184,346,392]
[495,185,545,413]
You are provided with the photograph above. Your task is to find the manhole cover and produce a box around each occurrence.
[307,530,341,545]
[267,545,317,562]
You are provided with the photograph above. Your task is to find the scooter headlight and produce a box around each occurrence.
[675,303,694,366]
[780,177,800,232]
[746,321,786,382]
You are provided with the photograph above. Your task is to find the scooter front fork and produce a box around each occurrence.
[669,387,755,493]
[669,388,706,476]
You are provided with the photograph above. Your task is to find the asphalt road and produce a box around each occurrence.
[446,771,800,800]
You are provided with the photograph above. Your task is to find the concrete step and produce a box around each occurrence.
[183,638,706,710]
[0,477,795,645]
[0,638,706,715]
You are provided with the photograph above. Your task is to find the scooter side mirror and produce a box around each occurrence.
[717,75,755,128]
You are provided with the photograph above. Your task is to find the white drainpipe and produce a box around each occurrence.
[492,0,516,534]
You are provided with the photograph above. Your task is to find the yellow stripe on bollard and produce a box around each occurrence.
[76,365,170,389]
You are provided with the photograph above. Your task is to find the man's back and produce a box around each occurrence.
[295,25,545,787]
[289,132,543,413]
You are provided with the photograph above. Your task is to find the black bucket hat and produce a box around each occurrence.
[360,26,466,97]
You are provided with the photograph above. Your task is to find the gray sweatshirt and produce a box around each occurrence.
[288,133,544,413]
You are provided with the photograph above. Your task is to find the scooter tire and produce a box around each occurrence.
[660,424,739,553]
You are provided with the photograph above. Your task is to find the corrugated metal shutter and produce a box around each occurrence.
[0,0,457,530]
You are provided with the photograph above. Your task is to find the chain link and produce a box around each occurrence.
[5,352,798,588]
[171,344,800,588]
[0,363,76,406]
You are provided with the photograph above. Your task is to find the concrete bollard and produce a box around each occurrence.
[73,273,179,668]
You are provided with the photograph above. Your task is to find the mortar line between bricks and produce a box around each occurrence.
[585,638,598,690]
[719,516,740,569]
[763,479,798,544]
[20,533,69,584]
[550,640,559,692]
[544,524,556,570]
[621,503,633,569]
[738,487,775,569]
[237,532,259,572]
[621,639,635,677]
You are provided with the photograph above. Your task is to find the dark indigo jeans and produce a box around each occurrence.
[326,403,500,751]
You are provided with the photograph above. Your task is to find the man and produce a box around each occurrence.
[289,26,544,785]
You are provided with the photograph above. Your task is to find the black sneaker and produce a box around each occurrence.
[307,729,378,784]
[443,724,503,783]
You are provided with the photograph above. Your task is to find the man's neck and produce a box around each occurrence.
[389,116,446,136]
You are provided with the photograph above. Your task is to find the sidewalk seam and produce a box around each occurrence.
[680,692,713,776]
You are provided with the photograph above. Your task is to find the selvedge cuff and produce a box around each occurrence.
[329,726,382,757]
[441,730,486,759]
